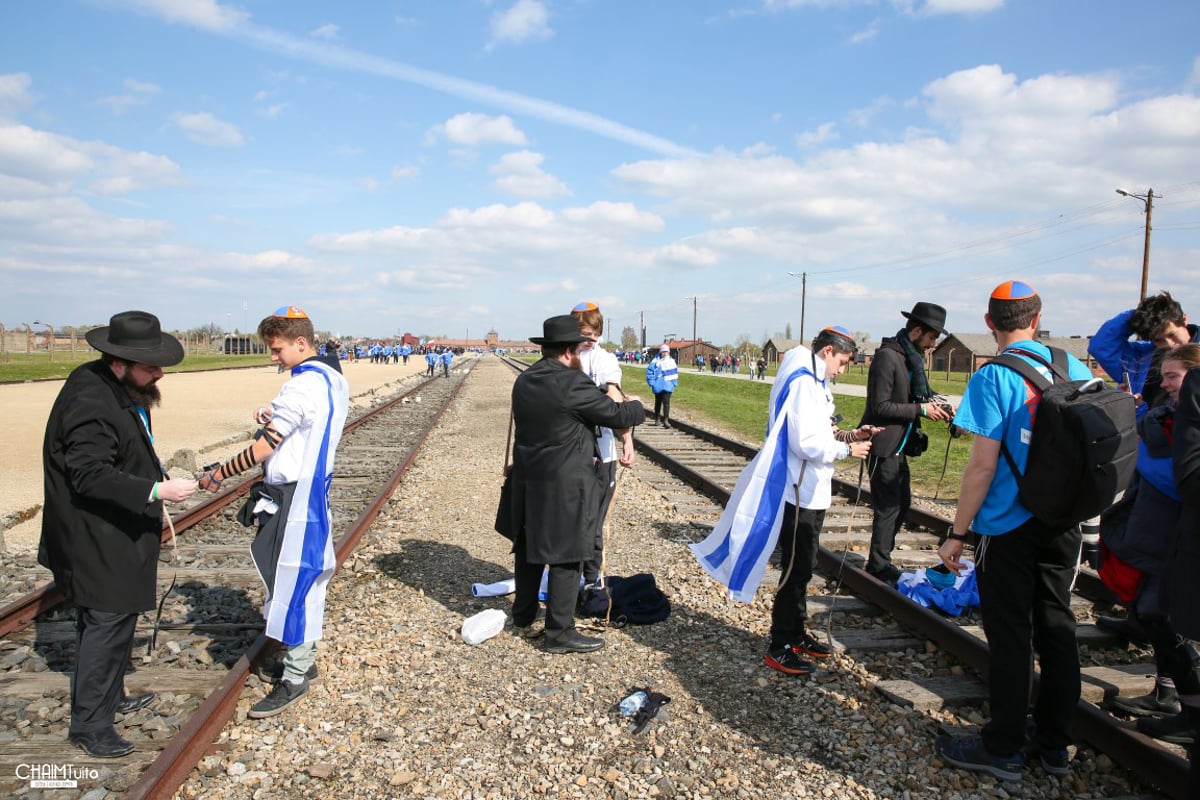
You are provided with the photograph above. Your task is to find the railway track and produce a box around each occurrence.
[498,353,1188,799]
[0,355,480,799]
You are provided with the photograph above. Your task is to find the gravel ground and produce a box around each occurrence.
[173,355,1155,800]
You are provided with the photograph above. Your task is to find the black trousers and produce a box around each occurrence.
[71,607,138,735]
[769,504,825,650]
[976,517,1081,755]
[653,391,672,422]
[512,534,582,640]
[583,460,618,584]
[866,453,911,575]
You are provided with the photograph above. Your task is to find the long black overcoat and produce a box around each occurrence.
[1166,368,1200,639]
[505,358,645,564]
[39,361,165,613]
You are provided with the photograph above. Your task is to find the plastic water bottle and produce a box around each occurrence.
[1080,517,1102,570]
[461,609,506,645]
[619,691,648,716]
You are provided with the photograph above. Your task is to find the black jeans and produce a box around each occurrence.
[512,534,582,640]
[866,453,911,575]
[583,460,618,584]
[976,517,1081,755]
[769,504,825,650]
[653,391,672,422]
[71,607,138,734]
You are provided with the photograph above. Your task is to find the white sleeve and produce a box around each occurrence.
[268,376,315,438]
[788,379,846,465]
[595,349,623,386]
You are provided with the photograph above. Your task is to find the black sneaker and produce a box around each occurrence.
[765,645,813,675]
[1137,711,1198,745]
[248,678,309,719]
[258,663,319,684]
[936,734,1024,781]
[794,631,833,659]
[1111,688,1181,717]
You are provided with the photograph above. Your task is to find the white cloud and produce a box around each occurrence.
[525,279,579,294]
[654,242,720,267]
[905,0,1004,15]
[796,122,838,148]
[1190,56,1200,87]
[849,19,880,43]
[310,23,339,40]
[490,150,570,198]
[0,122,184,194]
[259,103,288,119]
[97,77,163,114]
[170,111,245,146]
[119,0,248,32]
[0,73,34,119]
[360,177,379,192]
[561,201,664,232]
[488,0,553,49]
[427,112,528,147]
[391,165,419,180]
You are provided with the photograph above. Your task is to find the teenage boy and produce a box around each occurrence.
[936,281,1092,781]
[199,305,350,718]
[570,302,636,587]
[691,326,874,675]
[1089,291,1199,413]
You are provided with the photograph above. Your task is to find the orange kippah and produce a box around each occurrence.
[272,305,309,319]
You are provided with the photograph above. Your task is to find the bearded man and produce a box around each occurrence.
[40,310,197,757]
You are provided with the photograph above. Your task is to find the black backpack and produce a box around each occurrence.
[992,346,1137,529]
[579,574,671,626]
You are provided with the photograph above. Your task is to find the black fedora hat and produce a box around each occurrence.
[901,301,948,335]
[86,310,185,367]
[529,314,588,345]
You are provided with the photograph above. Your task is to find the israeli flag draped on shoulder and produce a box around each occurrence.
[689,347,821,603]
[258,360,350,646]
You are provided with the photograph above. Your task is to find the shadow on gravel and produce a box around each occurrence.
[373,537,852,778]
[372,539,514,618]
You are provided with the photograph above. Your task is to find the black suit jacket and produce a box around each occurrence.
[860,338,923,457]
[39,361,165,612]
[504,358,645,563]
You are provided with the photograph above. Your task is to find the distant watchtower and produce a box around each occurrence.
[486,328,499,349]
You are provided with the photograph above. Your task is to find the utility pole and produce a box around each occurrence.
[1116,187,1160,302]
[787,272,807,342]
[639,311,645,349]
[684,296,698,345]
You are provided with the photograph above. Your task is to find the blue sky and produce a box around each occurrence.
[2,0,1198,347]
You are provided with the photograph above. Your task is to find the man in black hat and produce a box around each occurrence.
[859,301,954,585]
[501,315,645,653]
[40,310,198,757]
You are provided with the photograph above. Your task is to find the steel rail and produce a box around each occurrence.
[126,369,472,800]
[629,422,1188,799]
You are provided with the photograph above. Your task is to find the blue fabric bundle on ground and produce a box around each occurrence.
[897,561,980,616]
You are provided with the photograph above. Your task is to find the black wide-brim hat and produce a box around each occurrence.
[529,314,588,345]
[86,310,185,367]
[901,301,948,335]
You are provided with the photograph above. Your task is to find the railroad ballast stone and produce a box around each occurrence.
[172,355,1161,800]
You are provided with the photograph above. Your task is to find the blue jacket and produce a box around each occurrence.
[1089,309,1200,416]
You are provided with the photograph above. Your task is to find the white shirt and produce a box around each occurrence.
[578,345,623,462]
[771,347,847,510]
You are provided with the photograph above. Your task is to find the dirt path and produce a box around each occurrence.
[1,359,434,554]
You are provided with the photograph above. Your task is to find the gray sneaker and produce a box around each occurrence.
[248,678,309,719]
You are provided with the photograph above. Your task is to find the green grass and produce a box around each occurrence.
[0,352,270,383]
[623,365,971,500]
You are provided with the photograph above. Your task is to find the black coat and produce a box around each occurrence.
[506,358,645,564]
[860,338,922,457]
[1167,368,1200,639]
[39,361,165,613]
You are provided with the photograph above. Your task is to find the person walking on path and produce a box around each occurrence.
[198,305,350,719]
[646,344,679,427]
[40,310,198,758]
[499,315,645,654]
[935,281,1092,781]
[860,301,954,585]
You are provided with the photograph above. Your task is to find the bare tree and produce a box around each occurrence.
[620,325,639,351]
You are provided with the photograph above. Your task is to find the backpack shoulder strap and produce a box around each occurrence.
[992,351,1051,392]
